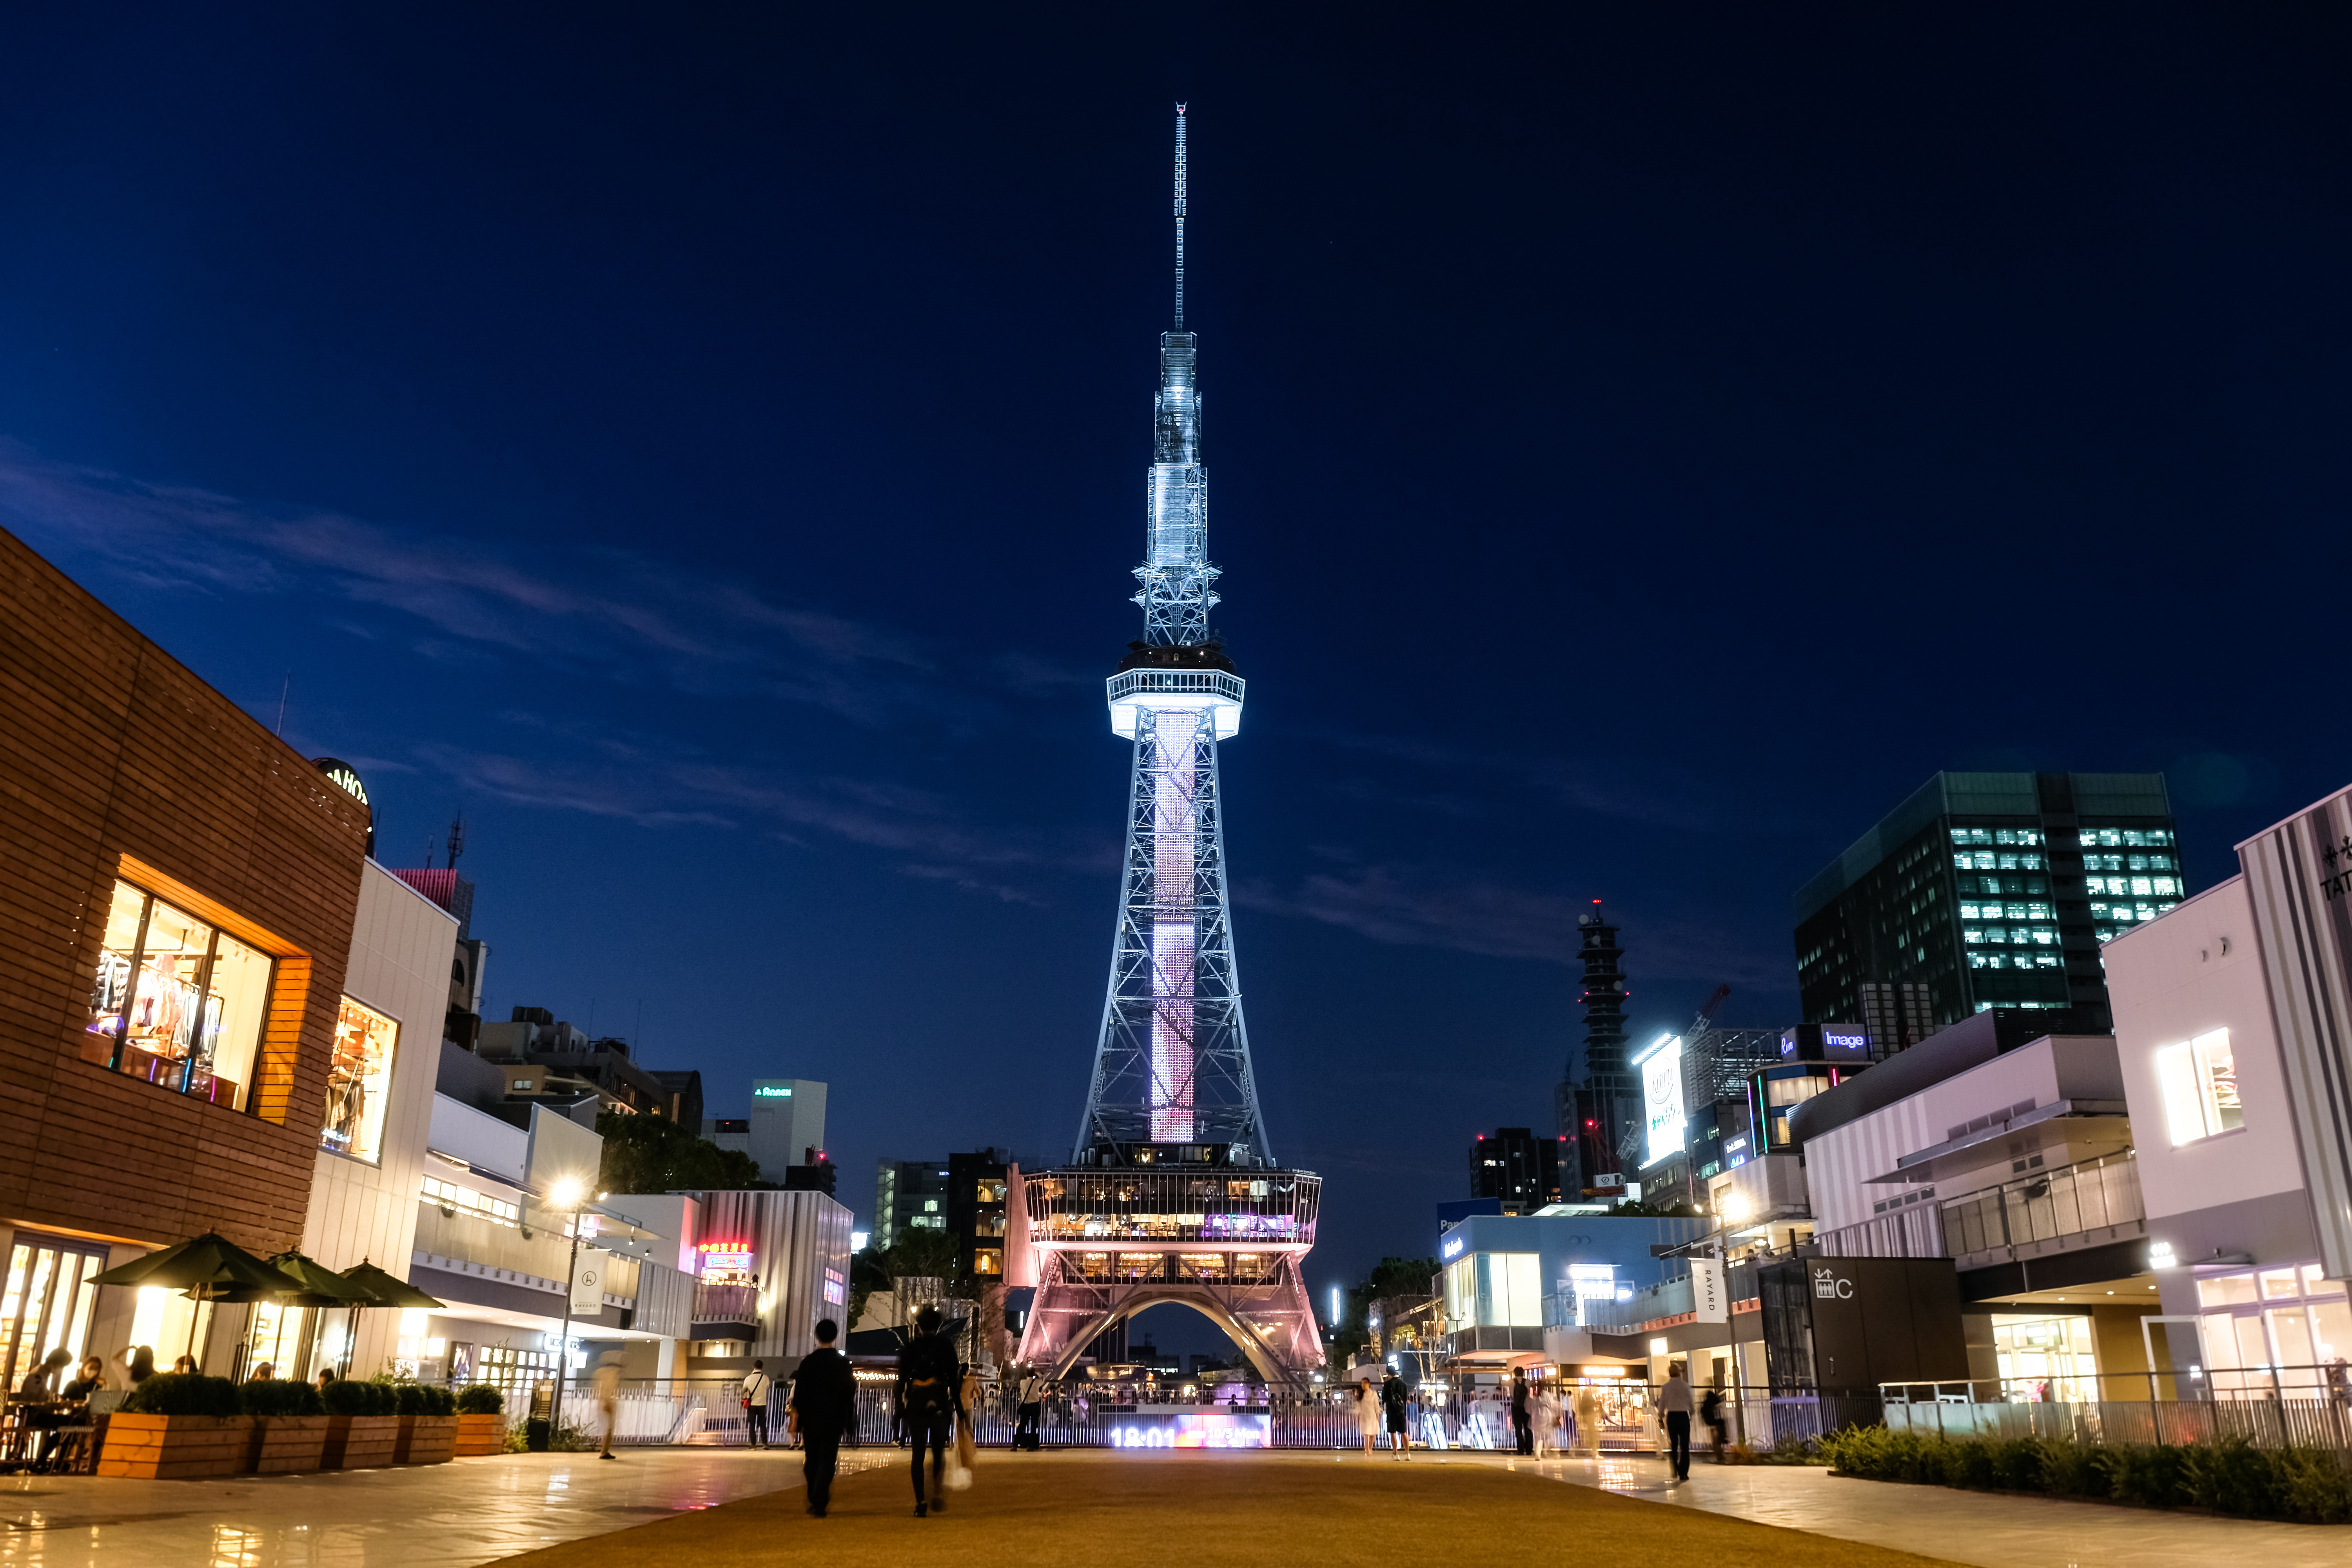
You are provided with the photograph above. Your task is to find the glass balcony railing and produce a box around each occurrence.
[1939,1149,2143,1261]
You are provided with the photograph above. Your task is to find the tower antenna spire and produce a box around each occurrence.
[1172,104,1187,330]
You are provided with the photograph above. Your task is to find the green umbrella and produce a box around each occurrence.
[261,1252,378,1378]
[326,1260,445,1378]
[269,1250,380,1307]
[336,1261,443,1309]
[89,1232,296,1368]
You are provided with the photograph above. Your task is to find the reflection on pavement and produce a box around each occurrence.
[0,1447,861,1568]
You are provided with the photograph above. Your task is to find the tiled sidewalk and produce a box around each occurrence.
[0,1446,893,1568]
[1511,1450,2348,1566]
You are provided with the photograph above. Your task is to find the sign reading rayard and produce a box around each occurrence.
[2241,782,2352,1283]
[1637,1033,1686,1169]
[1691,1257,1728,1324]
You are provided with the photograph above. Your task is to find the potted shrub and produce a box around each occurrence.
[454,1385,506,1457]
[320,1378,401,1468]
[97,1374,252,1479]
[394,1384,459,1464]
[242,1377,328,1473]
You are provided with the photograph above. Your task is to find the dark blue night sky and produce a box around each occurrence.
[3,6,2347,1346]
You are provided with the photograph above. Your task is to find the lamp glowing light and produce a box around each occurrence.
[547,1177,585,1210]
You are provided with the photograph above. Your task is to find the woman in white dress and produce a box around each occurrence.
[1530,1380,1561,1459]
[1353,1378,1381,1455]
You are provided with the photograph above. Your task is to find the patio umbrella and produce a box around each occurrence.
[329,1259,444,1377]
[89,1232,296,1368]
[266,1250,381,1378]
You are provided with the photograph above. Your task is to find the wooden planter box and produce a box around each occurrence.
[248,1415,329,1474]
[97,1413,254,1479]
[321,1414,401,1470]
[395,1414,458,1465]
[454,1412,506,1457]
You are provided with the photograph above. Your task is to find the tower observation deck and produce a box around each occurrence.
[1011,107,1321,1389]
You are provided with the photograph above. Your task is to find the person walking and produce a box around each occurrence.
[742,1360,774,1449]
[593,1352,623,1460]
[789,1318,857,1517]
[1378,1368,1411,1459]
[1510,1368,1534,1456]
[897,1305,958,1517]
[1529,1379,1559,1460]
[1352,1377,1381,1455]
[1014,1367,1043,1450]
[1657,1361,1693,1482]
[1572,1383,1600,1456]
[955,1361,982,1478]
[1699,1382,1729,1463]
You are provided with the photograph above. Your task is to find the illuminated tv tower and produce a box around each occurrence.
[1076,102,1265,1162]
[1013,109,1319,1391]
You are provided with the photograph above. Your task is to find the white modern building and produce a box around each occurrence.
[2104,781,2352,1395]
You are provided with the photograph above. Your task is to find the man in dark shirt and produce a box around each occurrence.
[789,1318,858,1517]
[895,1305,959,1517]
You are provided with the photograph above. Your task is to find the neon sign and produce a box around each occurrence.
[754,1085,793,1098]
[696,1241,754,1273]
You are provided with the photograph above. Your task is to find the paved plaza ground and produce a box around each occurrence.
[6,1445,2350,1566]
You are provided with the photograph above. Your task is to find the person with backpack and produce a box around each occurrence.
[742,1360,774,1449]
[896,1305,958,1517]
[788,1318,857,1517]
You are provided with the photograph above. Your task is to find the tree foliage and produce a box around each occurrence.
[1328,1255,1440,1365]
[595,1111,766,1194]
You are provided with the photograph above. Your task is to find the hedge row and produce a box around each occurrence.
[1819,1426,2352,1524]
[118,1374,462,1418]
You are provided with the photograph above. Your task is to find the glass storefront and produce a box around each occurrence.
[1991,1313,2098,1400]
[2196,1263,2352,1397]
[322,996,399,1163]
[0,1234,108,1393]
[82,878,275,1112]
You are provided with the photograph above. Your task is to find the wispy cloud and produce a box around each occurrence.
[0,443,981,727]
[1311,727,1753,833]
[413,739,1115,881]
[1236,859,1786,985]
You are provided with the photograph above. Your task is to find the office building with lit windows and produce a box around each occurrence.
[1795,772,2181,1044]
[1469,1127,1564,1214]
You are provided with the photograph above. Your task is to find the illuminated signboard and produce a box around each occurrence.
[754,1085,793,1098]
[1637,1034,1686,1168]
[1107,1412,1270,1449]
[696,1241,755,1274]
[1440,1232,1466,1261]
[312,757,370,806]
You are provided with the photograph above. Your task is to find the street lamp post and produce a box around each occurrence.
[546,1179,586,1439]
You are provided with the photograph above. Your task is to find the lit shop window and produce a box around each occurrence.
[2157,1029,2244,1145]
[83,878,274,1112]
[322,997,399,1163]
[1444,1251,1541,1328]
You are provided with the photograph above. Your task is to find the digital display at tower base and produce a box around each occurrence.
[1107,1411,1271,1449]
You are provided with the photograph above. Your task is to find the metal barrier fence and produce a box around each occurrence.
[1884,1396,2352,1452]
[546,1379,1864,1454]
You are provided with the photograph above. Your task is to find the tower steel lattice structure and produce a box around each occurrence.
[1014,108,1321,1391]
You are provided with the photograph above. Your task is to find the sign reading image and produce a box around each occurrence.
[1640,1034,1685,1168]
